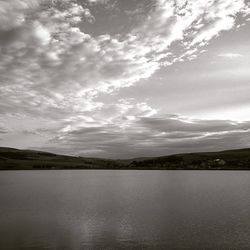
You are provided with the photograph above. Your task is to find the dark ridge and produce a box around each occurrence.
[0,147,250,170]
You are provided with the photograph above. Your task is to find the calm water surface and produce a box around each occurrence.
[1,170,250,249]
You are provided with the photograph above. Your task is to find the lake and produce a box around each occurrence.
[1,170,250,249]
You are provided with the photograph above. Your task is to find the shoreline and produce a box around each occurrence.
[1,168,250,171]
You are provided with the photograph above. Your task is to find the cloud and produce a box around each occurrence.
[0,0,41,30]
[87,0,110,4]
[218,53,243,59]
[46,114,250,158]
[242,2,250,16]
[0,0,249,156]
[87,0,117,10]
[0,0,248,119]
[0,127,7,134]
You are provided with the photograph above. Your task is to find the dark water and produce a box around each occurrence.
[1,171,250,250]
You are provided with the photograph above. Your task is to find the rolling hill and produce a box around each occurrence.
[0,147,250,170]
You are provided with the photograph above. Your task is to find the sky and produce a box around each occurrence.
[0,0,250,158]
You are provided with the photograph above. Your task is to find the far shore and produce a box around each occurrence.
[1,147,250,171]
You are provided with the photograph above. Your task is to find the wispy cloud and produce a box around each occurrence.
[218,53,243,59]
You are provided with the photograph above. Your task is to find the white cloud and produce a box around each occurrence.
[218,53,243,59]
[32,21,51,45]
[0,0,41,30]
[242,2,250,16]
[88,0,109,3]
[87,0,117,10]
[0,0,248,117]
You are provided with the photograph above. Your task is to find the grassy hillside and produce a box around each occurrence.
[0,147,123,170]
[129,148,250,170]
[1,147,250,170]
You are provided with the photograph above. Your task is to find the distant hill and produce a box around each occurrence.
[0,147,250,170]
[128,148,250,170]
[0,147,121,170]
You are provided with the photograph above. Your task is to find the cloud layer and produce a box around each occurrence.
[0,0,249,157]
[50,114,250,158]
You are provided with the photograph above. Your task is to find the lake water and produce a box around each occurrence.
[1,170,250,249]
